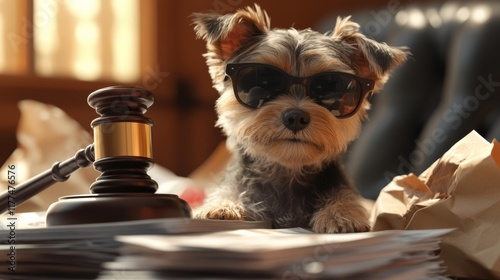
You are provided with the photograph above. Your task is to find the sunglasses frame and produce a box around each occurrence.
[225,63,375,118]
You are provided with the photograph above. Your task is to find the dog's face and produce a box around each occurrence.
[193,5,407,170]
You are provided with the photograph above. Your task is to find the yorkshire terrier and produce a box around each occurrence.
[192,5,407,233]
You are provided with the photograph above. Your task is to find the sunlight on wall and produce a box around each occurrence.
[111,0,140,83]
[32,0,140,82]
[66,0,102,81]
[0,0,21,75]
[34,0,60,77]
[395,8,427,29]
[471,5,491,24]
[0,14,5,72]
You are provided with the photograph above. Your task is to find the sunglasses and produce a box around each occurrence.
[225,63,374,118]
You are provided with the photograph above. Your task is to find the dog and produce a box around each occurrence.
[191,4,408,233]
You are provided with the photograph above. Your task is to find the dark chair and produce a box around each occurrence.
[318,0,500,199]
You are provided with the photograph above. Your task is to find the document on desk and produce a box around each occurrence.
[112,228,452,279]
[0,214,451,279]
[0,216,272,242]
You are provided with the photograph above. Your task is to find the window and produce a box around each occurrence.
[0,0,148,83]
[0,0,25,75]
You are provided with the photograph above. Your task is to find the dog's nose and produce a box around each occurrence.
[282,108,310,133]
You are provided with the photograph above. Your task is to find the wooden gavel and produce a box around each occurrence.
[0,86,191,226]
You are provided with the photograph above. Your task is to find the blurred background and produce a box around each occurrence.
[0,0,498,199]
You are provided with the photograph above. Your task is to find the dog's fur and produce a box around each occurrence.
[192,5,408,233]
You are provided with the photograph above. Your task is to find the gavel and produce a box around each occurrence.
[0,86,191,226]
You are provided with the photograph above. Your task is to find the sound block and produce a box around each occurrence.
[46,193,191,226]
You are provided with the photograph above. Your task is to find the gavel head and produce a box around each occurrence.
[45,86,191,226]
[88,86,157,194]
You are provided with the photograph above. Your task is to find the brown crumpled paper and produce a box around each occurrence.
[0,100,98,212]
[370,130,500,279]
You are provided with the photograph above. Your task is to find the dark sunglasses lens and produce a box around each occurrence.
[310,74,361,116]
[236,66,286,108]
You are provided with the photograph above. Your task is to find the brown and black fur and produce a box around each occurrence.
[192,5,408,233]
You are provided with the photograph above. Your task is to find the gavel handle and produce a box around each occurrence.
[0,144,95,215]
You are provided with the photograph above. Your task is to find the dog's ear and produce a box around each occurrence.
[331,17,409,84]
[192,4,270,61]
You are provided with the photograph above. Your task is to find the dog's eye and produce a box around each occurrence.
[239,68,284,93]
[309,74,361,116]
[234,67,287,108]
[310,75,346,96]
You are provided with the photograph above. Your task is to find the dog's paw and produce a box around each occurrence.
[193,201,246,220]
[310,202,371,233]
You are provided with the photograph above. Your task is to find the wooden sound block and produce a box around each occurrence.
[46,193,191,226]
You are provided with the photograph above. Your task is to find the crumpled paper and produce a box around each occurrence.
[0,100,97,212]
[370,130,500,279]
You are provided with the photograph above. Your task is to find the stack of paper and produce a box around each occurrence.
[0,215,451,279]
[113,228,451,279]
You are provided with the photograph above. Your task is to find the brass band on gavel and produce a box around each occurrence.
[93,122,153,160]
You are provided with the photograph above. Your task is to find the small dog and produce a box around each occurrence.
[192,5,407,233]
